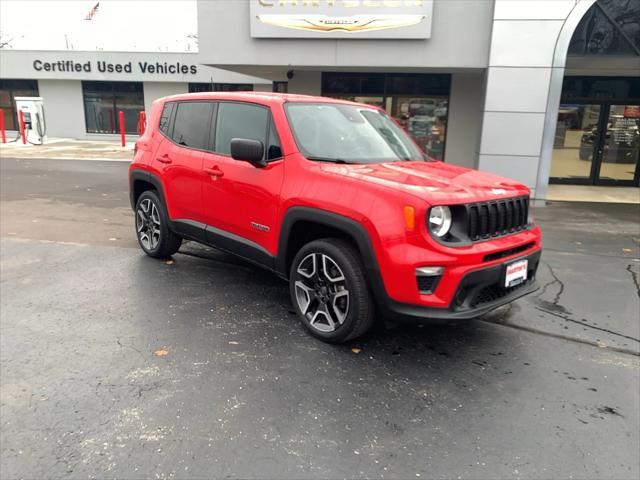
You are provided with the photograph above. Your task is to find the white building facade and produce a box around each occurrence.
[196,0,639,198]
[0,50,271,140]
[1,0,638,199]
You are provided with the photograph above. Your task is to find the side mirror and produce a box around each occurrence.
[230,138,266,167]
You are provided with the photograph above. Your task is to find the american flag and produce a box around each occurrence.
[84,2,100,21]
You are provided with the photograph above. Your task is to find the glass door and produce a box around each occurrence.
[595,104,640,185]
[551,104,603,183]
[551,103,640,186]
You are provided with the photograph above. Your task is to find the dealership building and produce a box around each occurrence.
[1,0,639,199]
[0,50,272,139]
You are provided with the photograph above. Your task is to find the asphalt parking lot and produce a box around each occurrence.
[1,157,639,479]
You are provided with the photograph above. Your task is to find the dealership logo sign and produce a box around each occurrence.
[256,14,426,33]
[251,0,433,39]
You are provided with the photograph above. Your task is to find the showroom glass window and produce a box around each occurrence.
[322,73,451,160]
[82,81,144,134]
[0,79,39,131]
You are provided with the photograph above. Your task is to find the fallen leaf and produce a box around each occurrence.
[165,259,175,265]
[351,347,362,354]
[154,349,169,357]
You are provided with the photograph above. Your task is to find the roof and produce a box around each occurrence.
[160,91,376,108]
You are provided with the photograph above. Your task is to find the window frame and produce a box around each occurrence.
[209,100,282,162]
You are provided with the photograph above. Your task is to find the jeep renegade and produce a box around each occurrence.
[129,93,542,343]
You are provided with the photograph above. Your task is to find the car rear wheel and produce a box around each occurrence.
[289,238,375,343]
[135,190,181,258]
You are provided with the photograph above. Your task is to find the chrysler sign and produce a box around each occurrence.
[250,0,433,39]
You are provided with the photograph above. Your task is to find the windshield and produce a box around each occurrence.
[285,102,426,164]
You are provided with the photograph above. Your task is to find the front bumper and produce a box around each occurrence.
[378,249,541,323]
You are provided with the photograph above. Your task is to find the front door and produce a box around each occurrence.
[551,103,640,186]
[201,101,285,257]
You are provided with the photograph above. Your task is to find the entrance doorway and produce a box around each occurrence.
[551,102,640,186]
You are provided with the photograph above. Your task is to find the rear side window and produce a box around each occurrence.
[214,102,269,156]
[158,102,174,134]
[171,101,211,150]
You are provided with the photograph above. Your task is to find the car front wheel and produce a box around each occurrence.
[289,238,375,343]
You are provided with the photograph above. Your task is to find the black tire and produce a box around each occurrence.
[289,238,375,343]
[134,190,182,259]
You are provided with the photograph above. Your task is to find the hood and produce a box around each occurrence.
[319,161,530,204]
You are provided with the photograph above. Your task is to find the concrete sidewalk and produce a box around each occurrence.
[0,136,133,161]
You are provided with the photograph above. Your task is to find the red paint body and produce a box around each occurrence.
[0,109,6,144]
[18,110,26,144]
[118,110,126,147]
[130,93,542,311]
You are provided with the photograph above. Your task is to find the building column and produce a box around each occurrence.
[477,0,594,200]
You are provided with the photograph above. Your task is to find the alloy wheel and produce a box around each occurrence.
[136,198,161,251]
[294,253,350,333]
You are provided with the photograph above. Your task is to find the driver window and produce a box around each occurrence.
[214,102,269,156]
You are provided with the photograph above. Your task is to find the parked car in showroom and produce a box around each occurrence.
[129,92,542,343]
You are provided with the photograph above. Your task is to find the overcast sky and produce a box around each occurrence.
[0,0,197,52]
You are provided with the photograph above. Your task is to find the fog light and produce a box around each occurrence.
[416,266,444,276]
[416,266,444,294]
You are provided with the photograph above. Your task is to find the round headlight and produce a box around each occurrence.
[428,206,452,238]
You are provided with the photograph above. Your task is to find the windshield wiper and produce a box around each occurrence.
[306,155,355,164]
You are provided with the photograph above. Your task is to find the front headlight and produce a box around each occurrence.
[428,206,452,238]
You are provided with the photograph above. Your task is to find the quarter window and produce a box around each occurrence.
[158,102,174,135]
[267,120,282,160]
[214,102,269,157]
[170,102,211,150]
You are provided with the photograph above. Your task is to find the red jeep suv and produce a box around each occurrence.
[129,92,541,343]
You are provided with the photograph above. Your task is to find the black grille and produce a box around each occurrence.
[417,275,441,294]
[467,197,529,241]
[484,242,535,262]
[471,280,530,308]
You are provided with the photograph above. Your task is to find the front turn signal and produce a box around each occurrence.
[403,205,416,231]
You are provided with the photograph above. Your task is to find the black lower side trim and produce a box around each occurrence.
[204,224,275,270]
[170,219,277,273]
[379,250,542,323]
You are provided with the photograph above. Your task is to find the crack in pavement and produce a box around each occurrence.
[546,263,565,307]
[480,316,640,357]
[533,306,640,344]
[626,264,640,299]
[532,262,639,345]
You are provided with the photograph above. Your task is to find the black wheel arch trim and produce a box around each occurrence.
[129,169,167,211]
[276,206,386,294]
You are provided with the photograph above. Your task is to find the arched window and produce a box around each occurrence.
[568,0,640,56]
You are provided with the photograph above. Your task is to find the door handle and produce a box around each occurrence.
[156,153,172,164]
[204,166,224,177]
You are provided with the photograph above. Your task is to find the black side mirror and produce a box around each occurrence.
[230,138,265,167]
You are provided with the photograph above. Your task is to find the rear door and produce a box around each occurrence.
[153,101,212,224]
[201,101,284,257]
